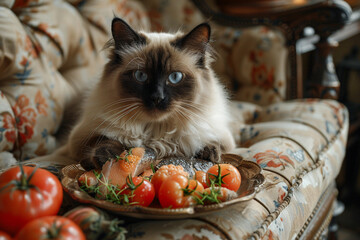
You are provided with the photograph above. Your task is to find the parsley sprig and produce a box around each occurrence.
[80,170,139,206]
[116,148,133,162]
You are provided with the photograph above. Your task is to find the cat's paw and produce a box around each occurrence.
[195,144,222,163]
[80,140,125,170]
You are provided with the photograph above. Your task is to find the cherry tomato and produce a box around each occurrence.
[151,164,189,196]
[194,170,208,188]
[64,206,127,240]
[0,231,12,240]
[206,164,241,192]
[121,176,155,207]
[64,207,102,233]
[0,166,63,235]
[158,175,203,208]
[15,216,85,240]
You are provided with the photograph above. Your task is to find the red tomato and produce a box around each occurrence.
[0,231,12,240]
[194,170,208,188]
[151,164,189,197]
[0,166,63,235]
[64,207,101,232]
[15,216,85,240]
[158,175,204,208]
[121,176,155,207]
[64,206,127,240]
[206,164,241,192]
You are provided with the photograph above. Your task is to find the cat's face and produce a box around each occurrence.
[103,18,212,122]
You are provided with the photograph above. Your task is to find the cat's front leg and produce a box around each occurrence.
[195,144,222,163]
[80,137,125,170]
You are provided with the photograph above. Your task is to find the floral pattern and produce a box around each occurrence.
[35,90,48,116]
[250,50,275,90]
[12,95,37,147]
[15,56,32,85]
[253,149,295,170]
[0,113,17,145]
[273,186,287,208]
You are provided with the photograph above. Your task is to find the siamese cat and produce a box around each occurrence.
[64,18,236,169]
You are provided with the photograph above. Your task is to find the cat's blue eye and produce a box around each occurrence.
[134,70,148,82]
[168,72,183,84]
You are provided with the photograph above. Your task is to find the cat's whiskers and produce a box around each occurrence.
[112,106,141,127]
[82,99,140,128]
[101,102,142,118]
[117,108,142,131]
[90,103,141,135]
[99,105,140,134]
[180,100,207,112]
[127,107,143,126]
[94,105,141,146]
[99,104,141,136]
[81,103,142,147]
[173,109,190,126]
[102,98,140,109]
[177,105,210,125]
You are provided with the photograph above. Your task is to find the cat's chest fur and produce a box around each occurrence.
[100,115,219,158]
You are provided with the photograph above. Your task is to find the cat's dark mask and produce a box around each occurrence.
[109,18,211,114]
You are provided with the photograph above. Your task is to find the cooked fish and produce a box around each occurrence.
[100,147,157,187]
[155,154,244,177]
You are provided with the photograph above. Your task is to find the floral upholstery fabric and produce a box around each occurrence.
[0,0,148,162]
[0,0,349,239]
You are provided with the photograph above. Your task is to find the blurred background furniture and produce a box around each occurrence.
[193,0,352,100]
[0,0,353,239]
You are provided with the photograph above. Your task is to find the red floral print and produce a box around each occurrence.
[35,91,48,116]
[251,64,274,89]
[254,149,295,170]
[20,56,28,67]
[183,5,195,23]
[148,10,163,32]
[12,0,32,9]
[12,95,37,147]
[268,230,274,240]
[2,113,17,144]
[25,35,39,58]
[249,50,275,89]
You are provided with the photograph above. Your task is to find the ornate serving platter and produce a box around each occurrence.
[61,154,264,219]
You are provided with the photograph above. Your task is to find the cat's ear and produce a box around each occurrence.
[112,17,145,49]
[175,23,211,54]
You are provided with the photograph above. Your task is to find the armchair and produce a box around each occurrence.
[0,0,349,239]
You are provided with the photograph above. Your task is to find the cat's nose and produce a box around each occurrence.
[151,86,165,105]
[151,95,165,105]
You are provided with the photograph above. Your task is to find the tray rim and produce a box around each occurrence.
[61,161,265,219]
